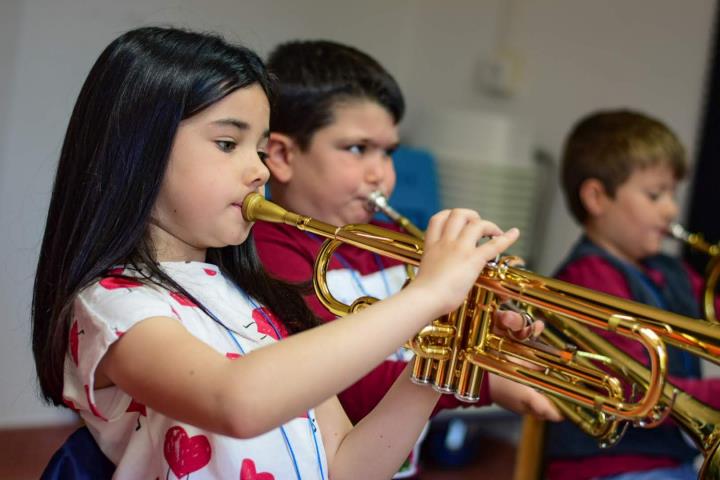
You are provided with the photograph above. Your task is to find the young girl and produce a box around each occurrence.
[32,26,553,479]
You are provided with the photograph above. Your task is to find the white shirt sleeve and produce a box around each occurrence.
[62,278,175,422]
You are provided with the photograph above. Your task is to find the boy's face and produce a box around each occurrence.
[589,163,679,265]
[284,100,398,225]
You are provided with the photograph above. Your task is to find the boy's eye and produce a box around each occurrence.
[646,191,661,202]
[258,151,269,162]
[346,144,367,155]
[215,140,237,153]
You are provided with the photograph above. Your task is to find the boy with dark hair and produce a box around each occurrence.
[253,39,560,477]
[545,109,720,480]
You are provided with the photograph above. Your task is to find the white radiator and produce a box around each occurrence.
[407,109,554,268]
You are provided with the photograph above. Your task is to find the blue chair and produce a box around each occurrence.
[41,426,115,479]
[375,145,441,229]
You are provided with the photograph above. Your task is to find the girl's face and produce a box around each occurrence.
[588,163,679,266]
[286,100,398,226]
[150,84,270,261]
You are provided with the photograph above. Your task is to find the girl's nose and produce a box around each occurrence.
[247,154,270,188]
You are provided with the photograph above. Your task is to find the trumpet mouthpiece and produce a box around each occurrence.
[367,190,388,212]
[668,223,690,242]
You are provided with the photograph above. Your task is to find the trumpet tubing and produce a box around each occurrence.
[516,268,720,365]
[242,192,670,424]
[543,312,720,479]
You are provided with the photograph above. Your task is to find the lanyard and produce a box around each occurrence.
[202,290,326,480]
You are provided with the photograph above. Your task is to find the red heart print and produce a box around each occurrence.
[163,426,212,477]
[99,276,142,290]
[126,399,146,416]
[62,397,78,411]
[240,459,274,480]
[84,385,107,421]
[170,291,197,307]
[69,321,80,365]
[252,307,287,340]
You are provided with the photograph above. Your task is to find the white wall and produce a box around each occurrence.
[0,0,715,426]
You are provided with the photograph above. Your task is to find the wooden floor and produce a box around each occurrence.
[0,424,517,479]
[0,423,79,480]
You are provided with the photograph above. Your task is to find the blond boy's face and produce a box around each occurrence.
[284,100,398,225]
[590,163,679,265]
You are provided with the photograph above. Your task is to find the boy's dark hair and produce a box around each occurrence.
[267,39,405,150]
[33,26,319,406]
[561,109,687,224]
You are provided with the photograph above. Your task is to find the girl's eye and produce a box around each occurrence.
[258,151,269,162]
[385,147,397,158]
[346,144,367,155]
[216,140,237,153]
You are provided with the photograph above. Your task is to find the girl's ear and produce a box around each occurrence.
[265,133,297,183]
[579,178,610,217]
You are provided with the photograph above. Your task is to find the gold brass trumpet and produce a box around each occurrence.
[542,312,720,479]
[669,223,720,323]
[242,192,669,423]
[367,192,635,445]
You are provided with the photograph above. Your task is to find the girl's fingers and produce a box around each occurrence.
[456,218,504,247]
[473,228,519,263]
[437,209,482,240]
[426,209,510,250]
[424,210,451,245]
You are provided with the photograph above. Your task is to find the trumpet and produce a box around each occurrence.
[542,312,720,479]
[242,192,669,424]
[668,223,720,323]
[365,194,720,473]
[367,192,662,445]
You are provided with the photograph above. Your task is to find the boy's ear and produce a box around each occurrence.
[579,178,610,216]
[265,132,298,183]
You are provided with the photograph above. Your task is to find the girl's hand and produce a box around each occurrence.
[412,209,519,318]
[488,373,563,421]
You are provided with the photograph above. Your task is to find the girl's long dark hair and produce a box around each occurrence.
[33,26,319,406]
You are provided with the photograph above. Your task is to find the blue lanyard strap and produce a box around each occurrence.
[199,290,325,480]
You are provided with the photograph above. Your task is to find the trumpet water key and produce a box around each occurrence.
[242,192,669,424]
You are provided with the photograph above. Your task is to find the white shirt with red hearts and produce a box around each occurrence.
[62,261,328,479]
